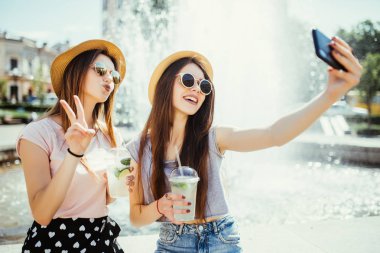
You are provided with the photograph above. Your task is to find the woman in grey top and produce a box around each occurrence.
[127,37,362,252]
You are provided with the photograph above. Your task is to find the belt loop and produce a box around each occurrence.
[176,224,184,235]
[212,221,219,234]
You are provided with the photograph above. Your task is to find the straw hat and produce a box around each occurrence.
[148,51,213,104]
[50,39,126,95]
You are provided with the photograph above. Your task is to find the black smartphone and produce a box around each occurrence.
[312,29,347,71]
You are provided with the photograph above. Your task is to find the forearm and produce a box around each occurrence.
[270,90,335,146]
[30,153,80,225]
[130,201,162,227]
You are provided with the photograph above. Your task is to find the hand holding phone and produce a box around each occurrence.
[312,29,347,71]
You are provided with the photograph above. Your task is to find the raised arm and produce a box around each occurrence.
[217,36,362,153]
[19,96,95,226]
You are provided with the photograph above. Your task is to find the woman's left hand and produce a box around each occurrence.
[125,173,135,193]
[103,171,134,204]
[325,36,363,101]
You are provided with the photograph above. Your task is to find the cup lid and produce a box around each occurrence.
[170,166,199,178]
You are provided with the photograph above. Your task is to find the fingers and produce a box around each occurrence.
[332,36,352,52]
[165,193,186,201]
[65,123,95,144]
[60,100,76,123]
[330,42,362,74]
[329,68,360,86]
[73,95,87,127]
[126,178,135,187]
[172,200,192,207]
[73,122,95,135]
[158,193,191,219]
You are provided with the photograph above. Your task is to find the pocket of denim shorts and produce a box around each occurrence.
[158,225,179,244]
[217,220,240,244]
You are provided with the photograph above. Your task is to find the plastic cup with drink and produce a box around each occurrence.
[106,148,132,198]
[169,147,200,221]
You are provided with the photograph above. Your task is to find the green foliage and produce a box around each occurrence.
[337,20,380,126]
[361,53,380,115]
[337,20,380,61]
[31,64,45,105]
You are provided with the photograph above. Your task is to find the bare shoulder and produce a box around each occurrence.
[214,126,237,142]
[214,126,239,152]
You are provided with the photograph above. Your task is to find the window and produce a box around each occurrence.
[10,58,18,70]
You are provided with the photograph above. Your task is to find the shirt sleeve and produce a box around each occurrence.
[16,120,52,157]
[126,135,141,163]
[209,126,224,158]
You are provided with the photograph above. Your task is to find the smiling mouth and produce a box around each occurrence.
[183,95,198,105]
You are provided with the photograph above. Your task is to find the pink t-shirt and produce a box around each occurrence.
[16,117,122,219]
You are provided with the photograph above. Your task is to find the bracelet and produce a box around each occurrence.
[67,148,84,158]
[156,200,163,216]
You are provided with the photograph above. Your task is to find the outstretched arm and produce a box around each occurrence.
[217,36,362,153]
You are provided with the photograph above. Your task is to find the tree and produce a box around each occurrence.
[337,20,380,61]
[337,20,380,127]
[31,64,45,105]
[361,53,380,126]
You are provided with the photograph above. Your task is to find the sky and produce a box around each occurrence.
[0,0,379,47]
[0,0,102,46]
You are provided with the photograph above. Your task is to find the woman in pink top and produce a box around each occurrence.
[17,39,127,253]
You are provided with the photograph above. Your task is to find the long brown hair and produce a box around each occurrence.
[45,49,120,147]
[138,57,215,219]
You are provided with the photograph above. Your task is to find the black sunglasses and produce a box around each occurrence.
[177,73,213,95]
[92,62,121,85]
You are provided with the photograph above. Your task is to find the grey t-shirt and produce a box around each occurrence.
[126,127,229,220]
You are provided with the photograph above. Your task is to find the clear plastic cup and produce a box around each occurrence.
[169,166,199,221]
[106,148,131,198]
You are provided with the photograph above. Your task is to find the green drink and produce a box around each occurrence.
[106,148,131,198]
[169,166,199,221]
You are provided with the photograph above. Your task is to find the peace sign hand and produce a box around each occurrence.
[60,95,96,155]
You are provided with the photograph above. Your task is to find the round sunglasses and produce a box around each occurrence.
[177,73,213,96]
[91,62,121,85]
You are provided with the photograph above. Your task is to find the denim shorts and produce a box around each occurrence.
[155,215,242,253]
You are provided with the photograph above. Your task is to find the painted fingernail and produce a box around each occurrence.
[182,195,186,199]
[188,202,192,206]
[186,210,190,213]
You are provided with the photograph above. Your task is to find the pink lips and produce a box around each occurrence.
[103,84,111,92]
[183,94,199,105]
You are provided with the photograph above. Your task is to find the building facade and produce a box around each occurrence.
[0,32,68,103]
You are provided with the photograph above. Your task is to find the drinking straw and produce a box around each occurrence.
[174,145,184,176]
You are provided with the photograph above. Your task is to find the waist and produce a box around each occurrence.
[182,214,228,224]
[160,215,235,235]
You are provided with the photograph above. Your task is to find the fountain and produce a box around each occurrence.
[0,0,379,245]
